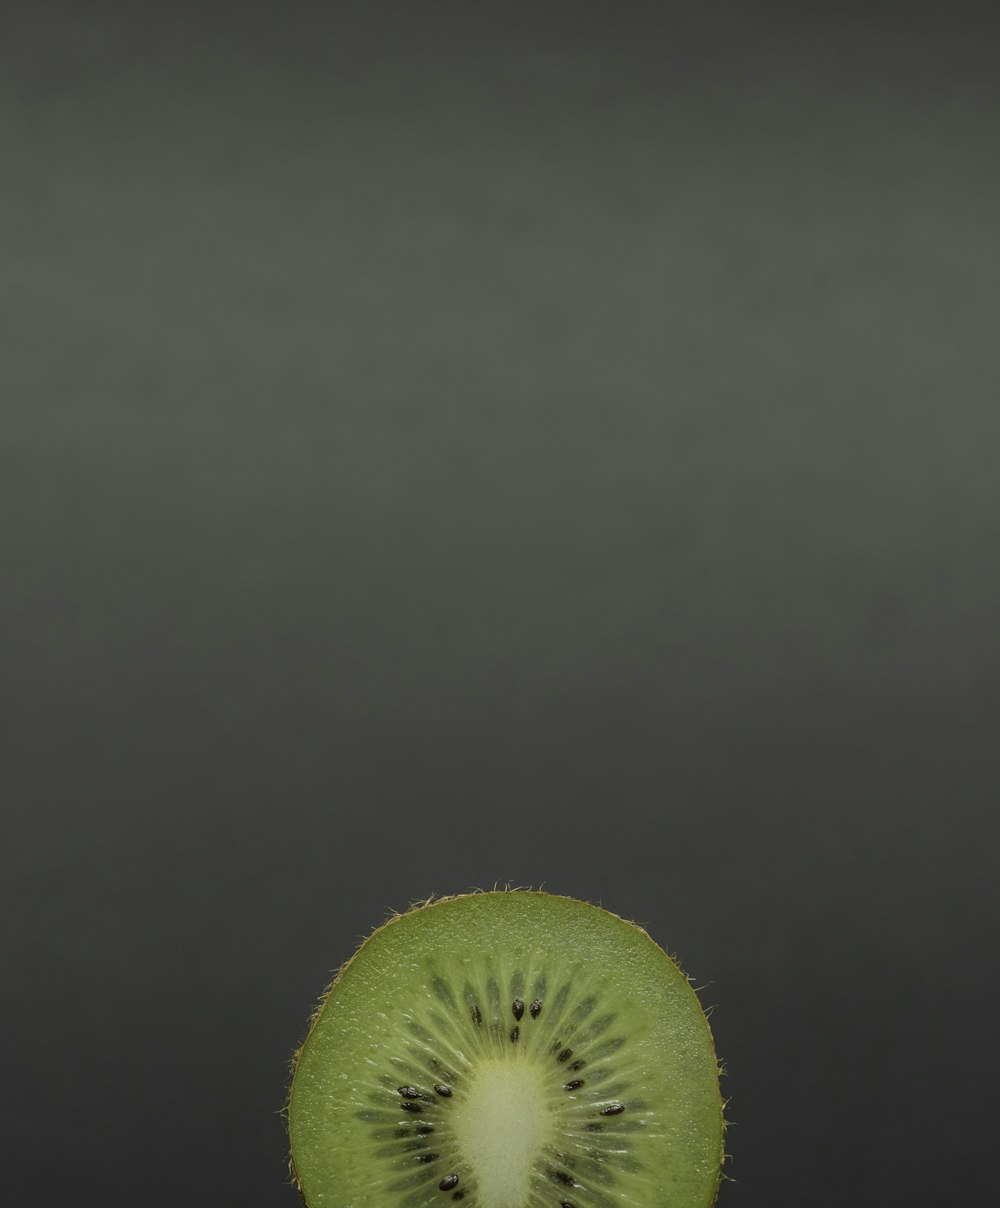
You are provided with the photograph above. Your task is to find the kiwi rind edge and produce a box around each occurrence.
[284,887,728,1207]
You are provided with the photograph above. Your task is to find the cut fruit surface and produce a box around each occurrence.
[288,891,724,1208]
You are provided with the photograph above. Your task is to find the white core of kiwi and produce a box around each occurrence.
[451,1058,554,1208]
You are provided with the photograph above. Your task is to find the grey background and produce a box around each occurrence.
[3,2,998,1205]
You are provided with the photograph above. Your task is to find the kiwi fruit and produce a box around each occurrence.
[287,890,725,1208]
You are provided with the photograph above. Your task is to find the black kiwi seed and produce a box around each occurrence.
[434,1083,452,1097]
[556,1048,573,1063]
[585,1122,604,1132]
[416,1125,435,1135]
[563,1079,585,1091]
[512,998,525,1020]
[452,1193,465,1202]
[561,1202,578,1208]
[401,1102,423,1113]
[530,999,543,1018]
[568,1060,586,1072]
[439,1174,459,1191]
[551,1170,576,1186]
[398,1086,422,1099]
[510,1025,520,1043]
[600,1103,625,1116]
[472,1005,483,1027]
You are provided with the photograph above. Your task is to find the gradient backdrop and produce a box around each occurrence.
[4,3,998,1206]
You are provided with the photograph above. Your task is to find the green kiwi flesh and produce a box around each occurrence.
[288,891,724,1208]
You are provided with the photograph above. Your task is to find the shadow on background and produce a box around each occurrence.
[3,2,998,1205]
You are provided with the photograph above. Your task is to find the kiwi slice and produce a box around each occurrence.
[287,891,724,1208]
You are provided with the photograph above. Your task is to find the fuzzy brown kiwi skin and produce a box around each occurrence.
[284,887,728,1207]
